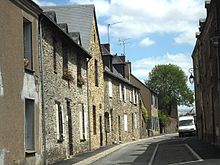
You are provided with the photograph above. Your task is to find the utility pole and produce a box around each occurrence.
[107,21,121,44]
[119,38,131,55]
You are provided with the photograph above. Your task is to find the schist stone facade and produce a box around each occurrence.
[41,14,90,164]
[43,5,106,150]
[102,44,141,144]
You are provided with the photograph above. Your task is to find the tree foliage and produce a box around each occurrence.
[145,64,194,115]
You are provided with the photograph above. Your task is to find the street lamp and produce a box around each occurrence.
[189,68,194,84]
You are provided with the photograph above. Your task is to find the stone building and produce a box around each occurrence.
[101,44,141,144]
[0,0,42,164]
[192,0,220,144]
[40,13,91,163]
[43,5,105,150]
[130,74,160,136]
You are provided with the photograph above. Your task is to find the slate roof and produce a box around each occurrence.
[42,4,95,52]
[41,13,91,59]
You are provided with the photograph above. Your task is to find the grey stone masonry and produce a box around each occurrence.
[104,75,141,144]
[41,16,90,164]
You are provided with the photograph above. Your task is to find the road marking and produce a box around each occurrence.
[169,160,203,165]
[184,144,203,161]
[148,143,159,165]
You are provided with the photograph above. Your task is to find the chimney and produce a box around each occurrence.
[124,61,131,81]
[102,43,110,53]
[199,18,206,32]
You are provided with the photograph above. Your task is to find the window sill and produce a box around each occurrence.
[25,150,36,157]
[25,68,35,74]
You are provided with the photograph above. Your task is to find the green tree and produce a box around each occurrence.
[145,64,194,115]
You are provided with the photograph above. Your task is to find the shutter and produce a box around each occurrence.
[124,86,127,102]
[124,114,128,131]
[79,104,83,140]
[61,105,65,139]
[119,83,122,100]
[83,104,87,140]
[109,79,112,97]
[133,89,135,103]
[54,104,60,140]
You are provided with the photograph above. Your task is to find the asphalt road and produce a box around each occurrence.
[90,134,220,165]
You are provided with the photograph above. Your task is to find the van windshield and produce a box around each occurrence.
[179,119,193,126]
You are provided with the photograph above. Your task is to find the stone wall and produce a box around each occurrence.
[42,23,89,164]
[104,76,141,144]
[87,17,105,150]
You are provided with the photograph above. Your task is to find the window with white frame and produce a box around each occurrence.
[134,112,137,129]
[55,101,64,142]
[79,103,86,141]
[124,114,128,131]
[129,90,132,102]
[119,83,122,100]
[136,90,139,105]
[124,85,127,102]
[133,89,136,104]
[25,99,35,151]
[108,78,113,98]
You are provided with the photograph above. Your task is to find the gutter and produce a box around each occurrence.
[86,57,92,151]
[39,16,47,164]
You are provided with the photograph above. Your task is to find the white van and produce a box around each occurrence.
[178,116,196,137]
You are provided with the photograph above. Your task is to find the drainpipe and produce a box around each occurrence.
[39,16,47,164]
[86,57,92,151]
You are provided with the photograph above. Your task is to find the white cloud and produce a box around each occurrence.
[139,37,155,47]
[33,0,56,6]
[69,0,206,46]
[132,52,193,80]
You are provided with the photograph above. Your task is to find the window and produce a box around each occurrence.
[122,84,124,101]
[23,18,33,70]
[110,109,113,131]
[53,38,57,73]
[124,85,127,102]
[55,102,64,142]
[124,114,128,131]
[133,89,136,104]
[95,59,99,86]
[129,91,132,102]
[25,99,35,151]
[119,83,122,101]
[134,113,137,129]
[109,79,113,98]
[104,112,110,133]
[79,104,86,141]
[63,45,68,75]
[136,90,139,105]
[93,105,96,135]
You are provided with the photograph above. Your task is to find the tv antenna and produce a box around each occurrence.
[119,38,131,55]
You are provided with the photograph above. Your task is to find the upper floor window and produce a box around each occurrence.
[108,78,113,98]
[25,99,35,151]
[23,18,33,70]
[53,38,57,73]
[119,83,122,101]
[95,59,99,86]
[63,45,68,74]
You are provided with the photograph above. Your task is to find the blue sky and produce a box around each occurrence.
[34,0,206,84]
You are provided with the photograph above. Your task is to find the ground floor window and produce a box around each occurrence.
[79,103,86,141]
[25,99,35,151]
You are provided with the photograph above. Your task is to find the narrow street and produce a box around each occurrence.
[90,134,220,165]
